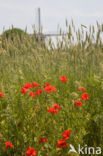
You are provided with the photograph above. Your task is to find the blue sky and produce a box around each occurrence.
[0,0,103,34]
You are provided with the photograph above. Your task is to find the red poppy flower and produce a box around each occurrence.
[44,83,51,88]
[32,82,39,87]
[53,104,61,110]
[24,83,32,89]
[0,91,5,98]
[51,86,56,92]
[20,87,28,94]
[38,137,48,144]
[62,130,72,140]
[75,100,83,107]
[44,86,56,93]
[5,142,14,149]
[26,148,37,156]
[60,76,68,83]
[48,107,58,114]
[35,89,43,95]
[78,88,86,92]
[81,93,89,101]
[29,92,35,98]
[57,139,68,148]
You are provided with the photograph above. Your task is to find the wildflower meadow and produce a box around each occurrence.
[0,21,103,156]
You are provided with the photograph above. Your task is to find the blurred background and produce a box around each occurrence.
[0,0,103,34]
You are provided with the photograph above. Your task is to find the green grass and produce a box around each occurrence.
[0,22,103,156]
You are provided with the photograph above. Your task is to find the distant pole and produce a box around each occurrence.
[38,8,41,34]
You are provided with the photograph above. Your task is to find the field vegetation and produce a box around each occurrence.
[0,21,103,156]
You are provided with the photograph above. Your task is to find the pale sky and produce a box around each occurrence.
[0,0,103,34]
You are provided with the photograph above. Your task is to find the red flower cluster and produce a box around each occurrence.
[75,100,83,107]
[20,82,43,99]
[53,104,61,110]
[29,89,43,98]
[60,76,68,83]
[75,87,89,107]
[57,130,72,148]
[48,104,61,114]
[48,107,58,114]
[44,85,56,93]
[32,82,39,87]
[43,83,51,88]
[20,82,39,94]
[24,83,32,89]
[21,87,28,94]
[57,139,68,148]
[62,130,72,140]
[38,137,48,144]
[35,89,43,95]
[78,87,86,92]
[26,148,37,156]
[30,91,35,98]
[81,93,89,101]
[5,142,14,149]
[0,91,5,98]
[21,82,56,98]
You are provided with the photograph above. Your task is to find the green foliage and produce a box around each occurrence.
[1,28,28,41]
[3,28,26,38]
